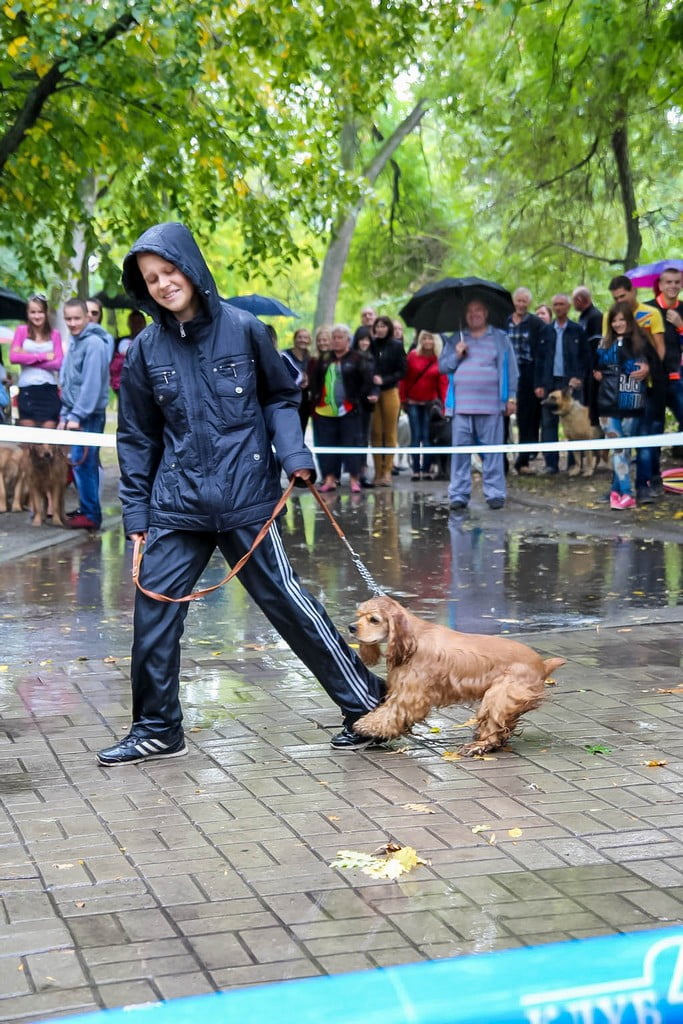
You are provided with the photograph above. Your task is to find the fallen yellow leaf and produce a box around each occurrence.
[508,828,523,838]
[442,751,462,761]
[472,824,493,834]
[403,803,435,814]
[644,760,667,768]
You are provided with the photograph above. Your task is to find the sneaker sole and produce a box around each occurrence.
[330,737,382,751]
[97,744,188,766]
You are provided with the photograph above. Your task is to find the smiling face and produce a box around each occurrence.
[136,252,200,322]
[64,304,88,337]
[465,301,488,332]
[293,329,311,351]
[611,311,628,336]
[27,299,47,333]
[315,329,331,353]
[659,270,682,303]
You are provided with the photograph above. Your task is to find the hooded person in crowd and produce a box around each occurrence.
[97,223,385,767]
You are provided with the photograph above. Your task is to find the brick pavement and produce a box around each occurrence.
[2,607,683,1021]
[1,466,683,1022]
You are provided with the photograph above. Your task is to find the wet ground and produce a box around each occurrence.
[1,474,682,667]
[1,465,683,1022]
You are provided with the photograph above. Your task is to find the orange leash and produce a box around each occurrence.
[131,476,384,603]
[132,479,296,603]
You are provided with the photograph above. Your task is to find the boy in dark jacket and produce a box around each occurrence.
[98,223,384,766]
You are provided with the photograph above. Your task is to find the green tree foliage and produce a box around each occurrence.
[438,0,683,289]
[0,0,453,291]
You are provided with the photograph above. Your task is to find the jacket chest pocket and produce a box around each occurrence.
[150,368,180,406]
[212,357,256,400]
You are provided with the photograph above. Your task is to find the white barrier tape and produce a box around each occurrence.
[314,432,683,455]
[1,424,681,457]
[0,424,116,447]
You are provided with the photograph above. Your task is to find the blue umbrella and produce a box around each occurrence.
[225,294,299,318]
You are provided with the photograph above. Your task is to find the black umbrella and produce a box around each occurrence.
[399,277,513,332]
[0,287,27,321]
[226,294,299,318]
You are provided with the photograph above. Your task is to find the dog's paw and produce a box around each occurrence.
[459,740,499,757]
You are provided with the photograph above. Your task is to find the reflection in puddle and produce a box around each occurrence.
[1,491,681,676]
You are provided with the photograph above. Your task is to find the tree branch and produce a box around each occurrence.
[537,135,600,189]
[0,12,137,176]
[531,241,624,266]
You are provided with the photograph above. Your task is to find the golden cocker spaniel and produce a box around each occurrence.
[350,596,565,755]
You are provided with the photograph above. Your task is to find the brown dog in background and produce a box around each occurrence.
[542,388,601,477]
[25,443,69,526]
[350,596,565,755]
[0,444,27,512]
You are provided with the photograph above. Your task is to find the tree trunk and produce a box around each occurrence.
[314,99,429,327]
[611,103,642,271]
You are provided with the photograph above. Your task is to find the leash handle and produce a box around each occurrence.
[132,479,296,603]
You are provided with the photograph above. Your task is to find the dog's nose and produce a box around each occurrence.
[348,623,357,634]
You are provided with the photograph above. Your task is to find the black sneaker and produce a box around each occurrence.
[487,498,505,509]
[650,475,664,497]
[636,486,655,505]
[330,725,382,750]
[97,731,188,766]
[449,500,468,511]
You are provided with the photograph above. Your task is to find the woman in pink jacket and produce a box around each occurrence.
[10,294,63,427]
[399,330,448,480]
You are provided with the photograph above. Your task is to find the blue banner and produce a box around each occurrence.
[48,927,683,1024]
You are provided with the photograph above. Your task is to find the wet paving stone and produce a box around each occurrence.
[1,481,683,1015]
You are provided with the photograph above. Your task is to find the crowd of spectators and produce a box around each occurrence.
[283,266,683,511]
[3,296,147,529]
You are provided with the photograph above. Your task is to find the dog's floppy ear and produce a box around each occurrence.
[358,641,381,667]
[385,608,418,667]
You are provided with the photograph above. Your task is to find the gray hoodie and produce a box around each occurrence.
[59,322,111,423]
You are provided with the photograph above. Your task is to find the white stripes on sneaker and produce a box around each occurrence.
[136,738,171,754]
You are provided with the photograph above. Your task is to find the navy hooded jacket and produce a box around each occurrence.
[118,222,314,536]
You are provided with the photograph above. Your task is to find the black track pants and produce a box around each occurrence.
[131,525,385,736]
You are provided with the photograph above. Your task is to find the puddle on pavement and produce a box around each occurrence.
[1,491,681,672]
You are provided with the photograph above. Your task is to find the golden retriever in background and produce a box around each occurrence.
[542,388,601,477]
[350,596,566,755]
[0,444,27,512]
[25,443,69,527]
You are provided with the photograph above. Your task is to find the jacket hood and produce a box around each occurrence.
[121,222,221,326]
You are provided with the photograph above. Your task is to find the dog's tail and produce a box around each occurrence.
[543,657,566,678]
